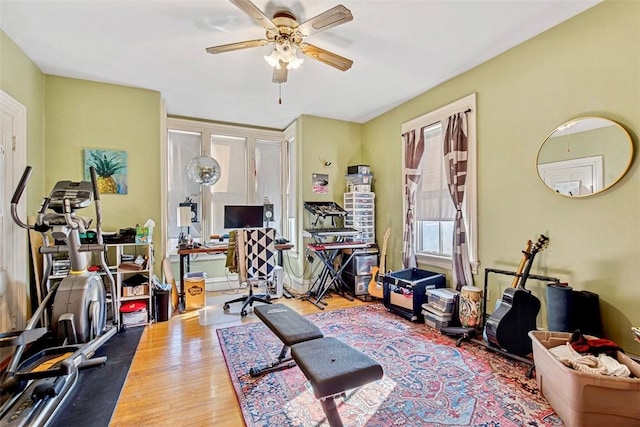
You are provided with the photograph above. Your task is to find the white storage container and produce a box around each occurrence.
[426,288,459,313]
[422,304,454,329]
[343,192,376,243]
[122,309,148,327]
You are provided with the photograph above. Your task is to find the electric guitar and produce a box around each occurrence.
[485,234,549,356]
[368,227,390,299]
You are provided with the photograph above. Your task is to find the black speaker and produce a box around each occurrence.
[263,203,274,222]
[190,202,198,223]
[572,290,602,337]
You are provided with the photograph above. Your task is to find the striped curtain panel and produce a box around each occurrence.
[401,129,425,268]
[443,112,474,290]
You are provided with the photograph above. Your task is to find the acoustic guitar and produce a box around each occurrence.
[368,227,390,299]
[482,239,531,342]
[485,235,549,356]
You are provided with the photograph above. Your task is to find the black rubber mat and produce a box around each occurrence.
[49,326,145,427]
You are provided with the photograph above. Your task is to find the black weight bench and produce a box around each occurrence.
[253,304,384,427]
[251,304,324,377]
[292,337,383,427]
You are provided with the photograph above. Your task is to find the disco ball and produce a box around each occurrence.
[186,156,222,186]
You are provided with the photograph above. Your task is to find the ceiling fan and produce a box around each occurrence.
[206,0,353,84]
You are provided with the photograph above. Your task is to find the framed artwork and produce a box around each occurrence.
[84,149,128,194]
[312,173,329,194]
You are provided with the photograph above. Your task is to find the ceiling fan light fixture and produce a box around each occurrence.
[264,40,304,70]
[264,49,280,67]
[286,49,304,70]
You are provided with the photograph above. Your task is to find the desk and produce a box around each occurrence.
[177,243,293,312]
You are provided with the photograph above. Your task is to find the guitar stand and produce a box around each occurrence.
[440,326,477,347]
[440,268,560,379]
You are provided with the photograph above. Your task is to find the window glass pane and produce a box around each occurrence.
[287,138,297,246]
[255,139,282,233]
[418,221,440,253]
[167,130,201,240]
[210,134,247,234]
[441,221,454,256]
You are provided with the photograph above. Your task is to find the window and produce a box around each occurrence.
[402,94,478,272]
[166,118,296,254]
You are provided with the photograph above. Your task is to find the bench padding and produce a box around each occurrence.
[291,336,384,399]
[254,304,323,345]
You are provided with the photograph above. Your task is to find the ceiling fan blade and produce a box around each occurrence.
[272,65,288,84]
[299,43,353,71]
[230,0,277,31]
[296,5,353,37]
[206,39,270,54]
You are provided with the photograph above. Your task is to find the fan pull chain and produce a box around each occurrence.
[278,83,282,105]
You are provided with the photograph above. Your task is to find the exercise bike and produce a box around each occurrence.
[0,166,118,427]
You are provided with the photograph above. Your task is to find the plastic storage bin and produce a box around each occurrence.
[422,304,454,329]
[529,330,640,426]
[426,288,459,313]
[383,268,445,321]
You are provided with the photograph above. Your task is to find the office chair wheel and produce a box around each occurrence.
[241,310,248,317]
[223,303,230,311]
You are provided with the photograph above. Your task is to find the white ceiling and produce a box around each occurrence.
[0,0,601,130]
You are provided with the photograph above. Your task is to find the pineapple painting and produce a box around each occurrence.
[84,149,128,194]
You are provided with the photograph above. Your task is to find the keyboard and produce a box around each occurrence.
[304,227,360,237]
[307,241,370,251]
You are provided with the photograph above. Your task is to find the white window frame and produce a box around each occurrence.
[401,93,478,273]
[166,117,295,255]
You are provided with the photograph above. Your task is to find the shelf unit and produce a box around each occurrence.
[106,243,154,327]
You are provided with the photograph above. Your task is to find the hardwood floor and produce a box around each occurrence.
[110,290,374,426]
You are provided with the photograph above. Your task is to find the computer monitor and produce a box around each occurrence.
[223,205,264,229]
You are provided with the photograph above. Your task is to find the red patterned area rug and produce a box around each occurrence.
[216,304,562,426]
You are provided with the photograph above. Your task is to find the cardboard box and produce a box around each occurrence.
[122,284,149,297]
[529,330,640,426]
[185,277,205,310]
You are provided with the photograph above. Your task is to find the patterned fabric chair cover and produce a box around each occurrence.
[223,228,275,316]
[241,228,276,282]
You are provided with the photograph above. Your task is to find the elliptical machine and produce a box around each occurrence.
[0,166,118,427]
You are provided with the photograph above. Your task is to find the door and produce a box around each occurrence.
[0,91,28,344]
[538,156,603,196]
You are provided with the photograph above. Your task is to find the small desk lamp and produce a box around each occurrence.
[177,202,192,246]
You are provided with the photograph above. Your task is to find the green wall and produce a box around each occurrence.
[0,30,45,210]
[362,0,639,350]
[44,76,163,274]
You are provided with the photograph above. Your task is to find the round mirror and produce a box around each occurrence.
[537,117,633,197]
